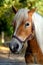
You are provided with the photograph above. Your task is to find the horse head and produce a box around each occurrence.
[9,8,36,53]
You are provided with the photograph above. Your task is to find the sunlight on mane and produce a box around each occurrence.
[32,12,43,53]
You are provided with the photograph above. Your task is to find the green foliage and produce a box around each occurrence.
[0,0,4,6]
[0,0,43,36]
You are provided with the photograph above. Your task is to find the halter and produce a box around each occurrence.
[12,34,33,43]
[12,9,35,44]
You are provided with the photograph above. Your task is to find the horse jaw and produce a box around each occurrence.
[32,12,43,53]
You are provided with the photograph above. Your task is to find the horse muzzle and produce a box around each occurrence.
[9,37,23,54]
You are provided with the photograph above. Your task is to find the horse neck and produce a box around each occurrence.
[32,12,43,53]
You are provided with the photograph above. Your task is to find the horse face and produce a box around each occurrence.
[9,9,35,53]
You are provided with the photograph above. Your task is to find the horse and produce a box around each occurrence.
[9,8,43,64]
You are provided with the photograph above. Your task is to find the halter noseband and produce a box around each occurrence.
[12,33,34,43]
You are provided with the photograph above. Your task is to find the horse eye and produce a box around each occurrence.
[25,22,29,27]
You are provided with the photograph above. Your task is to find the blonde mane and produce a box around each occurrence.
[32,12,43,53]
[14,9,29,23]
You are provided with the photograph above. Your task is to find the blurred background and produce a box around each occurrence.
[0,0,43,45]
[0,0,43,64]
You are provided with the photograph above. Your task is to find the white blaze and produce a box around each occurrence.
[13,9,29,52]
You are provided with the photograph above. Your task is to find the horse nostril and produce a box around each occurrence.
[13,43,19,50]
[16,44,19,49]
[9,43,19,53]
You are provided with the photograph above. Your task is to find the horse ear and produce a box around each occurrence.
[28,8,36,16]
[12,6,18,14]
